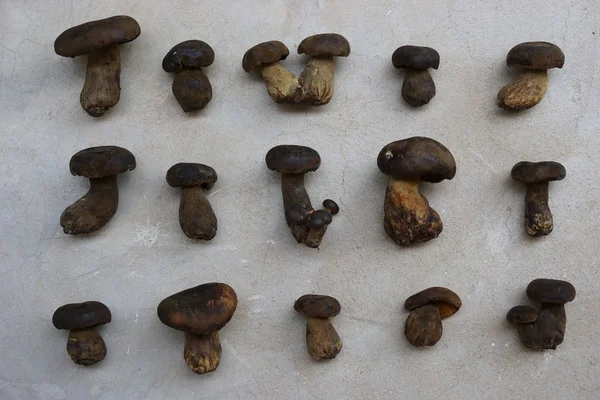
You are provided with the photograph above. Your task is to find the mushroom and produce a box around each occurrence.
[506,305,538,324]
[497,42,565,111]
[265,145,339,248]
[52,301,111,366]
[294,294,342,360]
[511,161,566,237]
[54,16,141,117]
[60,146,136,235]
[162,40,214,112]
[377,137,456,246]
[157,283,237,374]
[166,163,218,240]
[392,45,440,106]
[297,33,351,106]
[403,287,461,347]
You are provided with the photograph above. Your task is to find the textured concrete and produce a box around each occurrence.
[1,1,599,399]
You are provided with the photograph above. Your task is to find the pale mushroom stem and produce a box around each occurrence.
[306,316,342,360]
[402,69,436,106]
[260,63,301,103]
[497,69,548,111]
[281,173,313,243]
[524,182,553,237]
[184,331,221,374]
[304,224,328,249]
[80,43,121,117]
[299,57,335,106]
[66,327,107,366]
[179,186,217,240]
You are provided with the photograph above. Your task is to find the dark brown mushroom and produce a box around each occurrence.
[511,161,566,237]
[404,287,462,319]
[392,45,440,106]
[526,279,576,304]
[404,305,443,347]
[52,301,111,366]
[294,295,342,360]
[166,163,218,240]
[157,283,237,374]
[377,137,456,246]
[506,305,538,324]
[497,42,565,111]
[54,16,141,117]
[60,146,136,235]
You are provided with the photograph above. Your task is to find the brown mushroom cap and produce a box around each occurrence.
[157,283,237,335]
[166,163,217,189]
[294,294,341,318]
[297,34,351,57]
[266,145,321,174]
[404,287,462,319]
[242,41,290,72]
[511,161,566,184]
[54,16,141,58]
[322,199,340,215]
[526,279,576,304]
[162,40,215,73]
[69,146,136,179]
[506,305,538,324]
[52,301,111,330]
[506,42,565,70]
[392,45,440,70]
[377,137,456,183]
[307,210,333,229]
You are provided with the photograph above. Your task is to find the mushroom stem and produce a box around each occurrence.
[281,173,314,243]
[517,303,566,350]
[172,69,212,112]
[383,178,443,246]
[497,69,548,111]
[184,331,221,374]
[298,57,335,106]
[523,182,553,236]
[67,327,107,366]
[60,175,119,235]
[260,63,301,103]
[179,186,217,240]
[80,43,121,117]
[306,316,342,360]
[402,69,436,107]
[404,305,443,347]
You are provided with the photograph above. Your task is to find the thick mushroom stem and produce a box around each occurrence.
[80,43,121,117]
[517,303,566,350]
[402,69,436,107]
[306,316,342,360]
[298,57,335,106]
[179,186,217,240]
[304,210,333,248]
[404,305,443,347]
[184,331,222,374]
[172,69,212,112]
[497,69,548,111]
[281,173,314,243]
[66,327,107,366]
[523,182,553,237]
[383,178,443,246]
[260,63,301,103]
[60,175,119,235]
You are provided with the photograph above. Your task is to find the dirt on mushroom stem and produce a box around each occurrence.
[66,327,107,366]
[523,181,553,236]
[80,43,121,117]
[497,69,548,111]
[184,331,222,374]
[306,316,342,360]
[179,186,217,240]
[402,68,436,107]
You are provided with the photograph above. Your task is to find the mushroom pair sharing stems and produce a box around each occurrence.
[243,34,350,106]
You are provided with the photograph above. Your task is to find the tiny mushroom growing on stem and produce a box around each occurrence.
[166,163,218,240]
[377,137,456,246]
[54,16,141,117]
[157,283,237,374]
[52,301,111,366]
[392,45,440,106]
[511,161,566,237]
[162,40,214,112]
[266,145,339,248]
[497,42,565,111]
[294,295,343,360]
[60,146,136,235]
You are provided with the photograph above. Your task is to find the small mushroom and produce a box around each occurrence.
[506,305,538,324]
[497,42,565,111]
[297,33,351,106]
[266,145,338,248]
[61,146,136,235]
[157,283,237,374]
[54,16,141,117]
[166,163,218,240]
[511,161,566,237]
[377,137,456,246]
[392,45,440,106]
[52,301,111,366]
[294,295,342,360]
[162,40,214,112]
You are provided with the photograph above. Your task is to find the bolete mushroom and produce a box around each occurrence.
[52,301,111,366]
[266,145,338,248]
[294,294,342,360]
[497,42,565,111]
[54,16,141,117]
[377,137,456,246]
[157,283,237,374]
[166,163,218,240]
[162,40,214,112]
[392,45,440,106]
[511,161,566,237]
[61,146,136,235]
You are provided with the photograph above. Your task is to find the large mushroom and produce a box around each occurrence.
[294,294,343,360]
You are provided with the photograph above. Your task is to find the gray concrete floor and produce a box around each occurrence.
[1,1,599,399]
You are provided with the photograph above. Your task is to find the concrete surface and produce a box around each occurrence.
[1,0,599,399]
